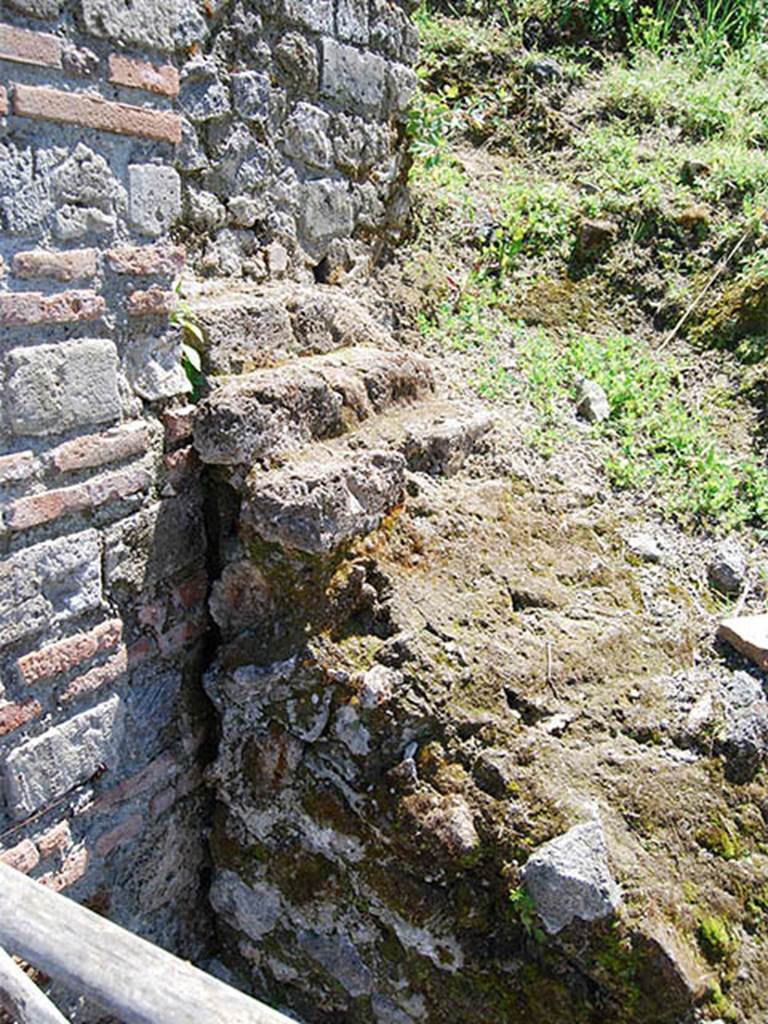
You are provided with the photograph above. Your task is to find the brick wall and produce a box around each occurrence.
[0,1,211,974]
[0,0,417,994]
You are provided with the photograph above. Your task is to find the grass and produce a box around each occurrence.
[410,2,768,535]
[517,330,768,531]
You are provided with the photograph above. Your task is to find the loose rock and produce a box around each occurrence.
[521,818,622,934]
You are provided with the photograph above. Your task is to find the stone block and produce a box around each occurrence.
[243,448,405,553]
[522,819,622,935]
[81,0,194,51]
[283,102,332,169]
[179,59,231,123]
[129,165,182,238]
[337,0,369,42]
[0,530,102,647]
[104,496,205,593]
[194,345,433,466]
[127,329,190,401]
[299,179,354,257]
[6,0,60,18]
[232,71,271,126]
[321,38,386,116]
[5,338,120,437]
[281,0,333,32]
[2,696,125,819]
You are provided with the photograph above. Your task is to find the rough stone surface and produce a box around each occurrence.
[708,539,747,595]
[718,614,768,671]
[3,696,124,819]
[129,165,182,237]
[5,339,120,437]
[522,819,622,934]
[0,531,102,647]
[243,449,406,554]
[193,345,434,466]
[575,378,610,423]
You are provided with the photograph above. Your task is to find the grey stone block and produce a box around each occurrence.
[127,329,191,402]
[0,530,102,648]
[6,0,60,18]
[300,179,354,256]
[321,39,386,115]
[283,102,333,169]
[242,448,406,554]
[282,0,333,33]
[55,205,116,241]
[522,819,622,934]
[81,0,194,51]
[104,497,205,592]
[180,60,232,124]
[232,71,271,126]
[129,165,182,238]
[209,871,282,942]
[337,0,369,42]
[3,696,124,819]
[0,141,52,237]
[52,143,120,212]
[6,339,121,438]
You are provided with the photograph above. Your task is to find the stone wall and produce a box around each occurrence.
[0,0,418,988]
[175,0,418,281]
[0,0,212,979]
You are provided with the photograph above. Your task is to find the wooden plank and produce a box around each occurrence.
[0,945,69,1024]
[0,863,295,1024]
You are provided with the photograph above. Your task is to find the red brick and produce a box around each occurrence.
[61,646,128,702]
[162,404,196,449]
[90,753,177,813]
[127,287,176,317]
[13,84,182,144]
[173,570,208,612]
[0,24,61,68]
[96,814,143,857]
[0,86,7,116]
[158,615,207,658]
[0,450,37,485]
[49,422,150,475]
[0,698,41,737]
[107,243,185,277]
[5,465,151,531]
[0,289,104,326]
[0,839,40,874]
[13,248,98,283]
[108,54,180,97]
[17,619,123,686]
[36,821,73,860]
[38,846,88,891]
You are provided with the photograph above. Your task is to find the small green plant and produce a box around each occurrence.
[169,278,205,401]
[509,887,546,942]
[518,331,768,531]
[697,914,737,962]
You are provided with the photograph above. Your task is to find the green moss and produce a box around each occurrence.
[697,915,737,963]
[695,816,746,860]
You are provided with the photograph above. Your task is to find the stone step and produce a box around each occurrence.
[345,399,494,478]
[193,344,434,467]
[238,400,494,555]
[187,282,392,375]
[241,448,406,555]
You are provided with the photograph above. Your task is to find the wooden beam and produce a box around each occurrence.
[0,863,295,1024]
[0,946,69,1024]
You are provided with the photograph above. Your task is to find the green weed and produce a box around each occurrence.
[518,331,768,531]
